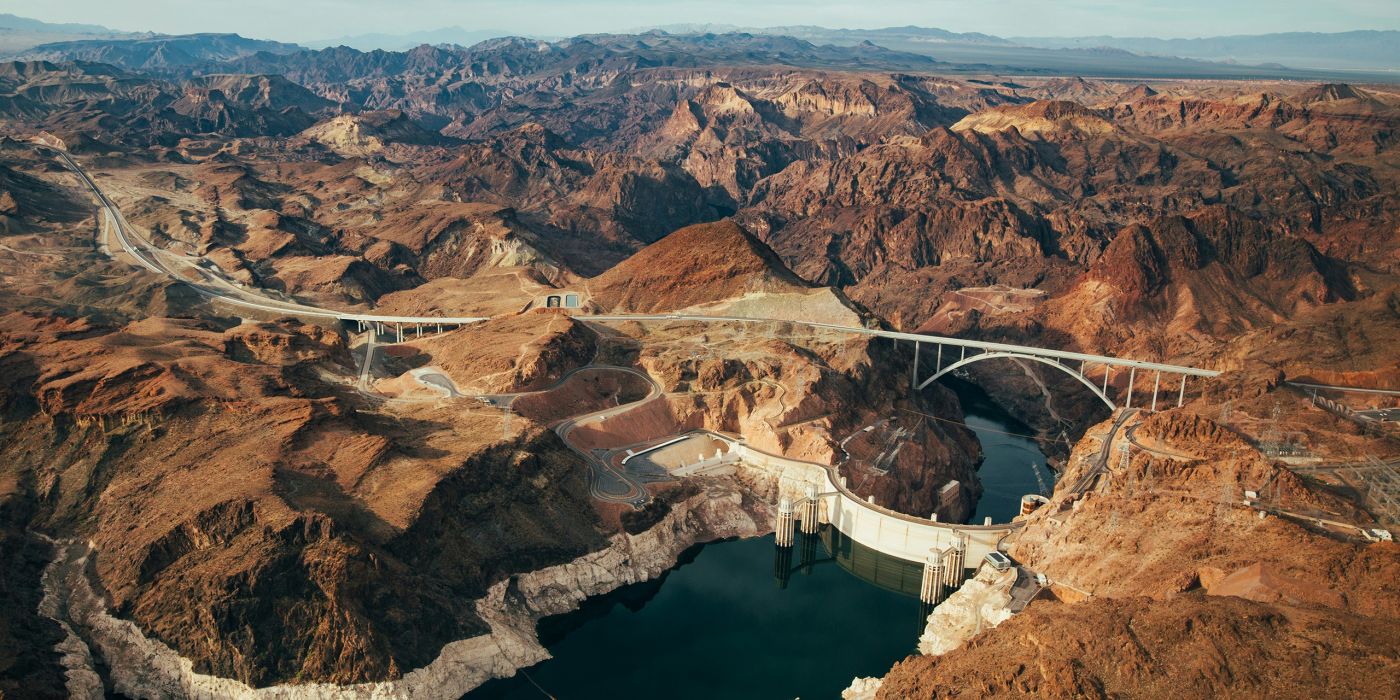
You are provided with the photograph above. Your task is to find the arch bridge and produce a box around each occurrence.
[52,140,1220,411]
[584,315,1220,413]
[907,335,1218,412]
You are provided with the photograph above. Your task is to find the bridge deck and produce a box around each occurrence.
[55,140,1219,384]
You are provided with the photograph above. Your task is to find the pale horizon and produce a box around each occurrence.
[5,0,1399,45]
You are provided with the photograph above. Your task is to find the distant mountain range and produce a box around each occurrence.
[305,27,512,52]
[1012,30,1400,72]
[3,12,1399,82]
[0,12,134,53]
[0,13,115,35]
[644,24,1014,46]
[644,24,1400,75]
[14,33,302,70]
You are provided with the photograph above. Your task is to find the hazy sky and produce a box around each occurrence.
[7,0,1399,43]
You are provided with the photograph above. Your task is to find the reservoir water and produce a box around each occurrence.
[468,387,1048,699]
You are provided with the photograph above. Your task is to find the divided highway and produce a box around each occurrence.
[48,143,1219,385]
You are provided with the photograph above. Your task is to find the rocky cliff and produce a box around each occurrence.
[869,407,1400,698]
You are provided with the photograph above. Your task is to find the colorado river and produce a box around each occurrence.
[952,381,1057,523]
[468,394,1048,699]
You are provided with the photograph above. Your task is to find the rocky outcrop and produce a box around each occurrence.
[915,566,1016,656]
[628,323,982,520]
[589,220,811,308]
[875,595,1400,699]
[298,110,449,157]
[951,100,1117,137]
[413,311,598,393]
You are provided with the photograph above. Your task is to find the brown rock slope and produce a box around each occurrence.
[585,219,862,324]
[1210,287,1400,388]
[410,310,598,394]
[1011,411,1390,607]
[587,220,813,313]
[0,312,607,686]
[876,595,1400,700]
[875,408,1400,698]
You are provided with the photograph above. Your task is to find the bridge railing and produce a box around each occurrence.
[582,314,1219,378]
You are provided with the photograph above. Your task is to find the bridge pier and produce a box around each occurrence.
[775,497,795,547]
[1151,371,1161,412]
[1178,374,1187,408]
[1125,367,1137,409]
[912,341,920,390]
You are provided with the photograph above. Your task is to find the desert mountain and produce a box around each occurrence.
[11,33,301,70]
[298,109,451,156]
[587,219,860,324]
[951,99,1118,137]
[591,220,807,300]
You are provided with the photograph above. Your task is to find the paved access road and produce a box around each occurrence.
[488,365,664,507]
[1067,408,1139,497]
[48,144,489,326]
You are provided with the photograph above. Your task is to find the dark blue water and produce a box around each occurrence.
[468,533,922,700]
[954,383,1056,523]
[467,393,1048,699]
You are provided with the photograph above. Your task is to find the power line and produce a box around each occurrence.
[896,407,1047,442]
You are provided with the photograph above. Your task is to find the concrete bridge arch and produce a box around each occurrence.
[919,351,1118,410]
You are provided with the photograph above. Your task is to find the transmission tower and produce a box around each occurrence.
[1030,461,1050,496]
[1259,401,1285,457]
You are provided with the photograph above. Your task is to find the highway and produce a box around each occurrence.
[46,142,1219,383]
[482,364,663,506]
[48,144,490,325]
[546,366,663,506]
[1286,381,1400,397]
[48,142,1231,511]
